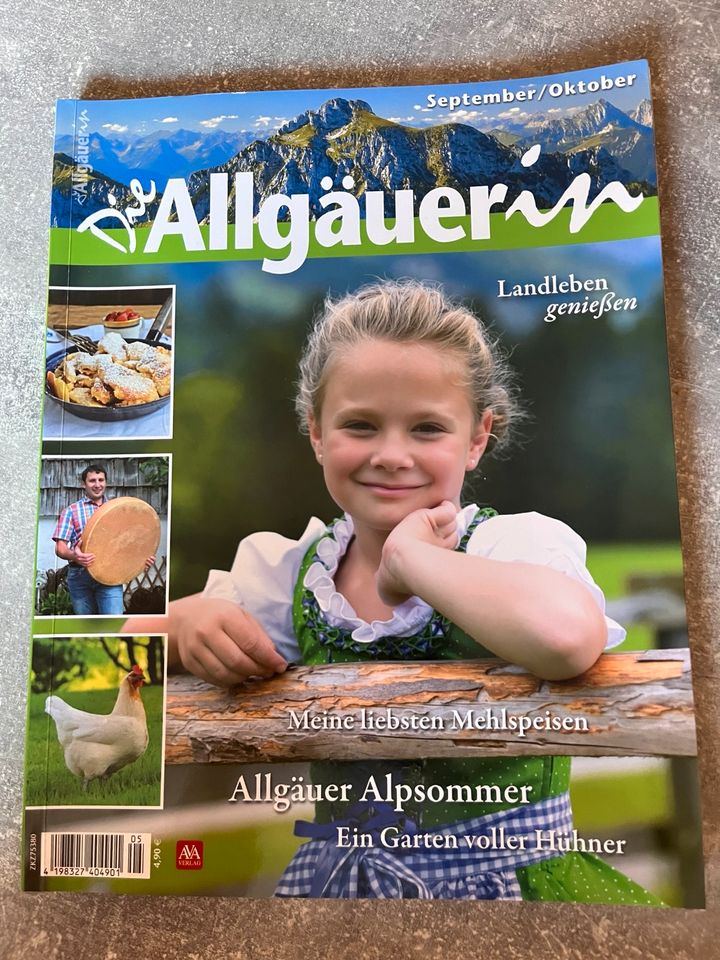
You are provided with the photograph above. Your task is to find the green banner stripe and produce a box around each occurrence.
[49,197,660,267]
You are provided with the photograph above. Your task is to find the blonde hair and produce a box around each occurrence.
[295,279,519,452]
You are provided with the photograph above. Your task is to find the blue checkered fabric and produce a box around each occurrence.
[275,791,573,899]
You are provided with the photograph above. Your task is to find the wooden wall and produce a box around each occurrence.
[39,457,169,518]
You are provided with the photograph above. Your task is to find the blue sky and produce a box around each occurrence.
[56,60,651,141]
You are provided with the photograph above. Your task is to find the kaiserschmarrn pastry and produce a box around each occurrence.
[47,334,171,410]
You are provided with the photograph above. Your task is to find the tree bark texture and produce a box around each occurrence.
[164,650,696,764]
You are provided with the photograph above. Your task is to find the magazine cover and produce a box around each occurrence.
[24,59,704,905]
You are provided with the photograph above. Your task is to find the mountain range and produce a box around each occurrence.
[50,153,162,228]
[630,98,653,127]
[51,96,656,229]
[491,98,655,182]
[55,128,256,187]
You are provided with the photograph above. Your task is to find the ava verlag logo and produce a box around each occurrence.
[176,840,204,870]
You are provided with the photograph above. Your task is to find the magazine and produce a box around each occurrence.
[24,59,705,905]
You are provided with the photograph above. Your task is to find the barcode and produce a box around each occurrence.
[40,832,151,879]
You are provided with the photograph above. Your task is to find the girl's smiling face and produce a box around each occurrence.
[308,339,492,536]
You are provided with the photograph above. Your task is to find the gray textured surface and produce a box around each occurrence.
[1,0,719,956]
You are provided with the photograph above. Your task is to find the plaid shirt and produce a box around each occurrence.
[52,496,107,549]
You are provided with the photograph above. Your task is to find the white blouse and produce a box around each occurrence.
[203,505,626,663]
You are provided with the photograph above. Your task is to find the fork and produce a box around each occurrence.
[66,333,98,354]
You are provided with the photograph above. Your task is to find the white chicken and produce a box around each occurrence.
[45,664,149,790]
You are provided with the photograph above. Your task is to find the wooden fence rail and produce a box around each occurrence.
[165,649,695,764]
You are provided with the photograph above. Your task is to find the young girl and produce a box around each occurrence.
[156,280,661,903]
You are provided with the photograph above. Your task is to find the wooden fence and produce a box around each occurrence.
[123,556,167,604]
[35,556,167,614]
[164,649,695,764]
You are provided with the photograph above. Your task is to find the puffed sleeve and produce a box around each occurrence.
[465,512,626,649]
[202,517,328,663]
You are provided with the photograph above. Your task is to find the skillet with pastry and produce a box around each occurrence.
[45,332,172,422]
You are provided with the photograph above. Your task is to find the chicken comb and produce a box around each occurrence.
[131,664,143,675]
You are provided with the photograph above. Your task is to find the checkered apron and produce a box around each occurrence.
[275,791,573,899]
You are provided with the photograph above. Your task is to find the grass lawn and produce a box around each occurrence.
[586,542,683,651]
[571,768,672,832]
[25,685,164,807]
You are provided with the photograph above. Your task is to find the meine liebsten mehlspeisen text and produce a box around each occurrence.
[285,706,588,738]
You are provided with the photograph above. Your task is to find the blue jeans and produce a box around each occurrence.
[66,565,125,616]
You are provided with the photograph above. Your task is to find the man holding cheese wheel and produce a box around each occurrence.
[52,464,155,615]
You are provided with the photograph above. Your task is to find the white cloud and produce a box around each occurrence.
[156,116,179,124]
[449,109,487,122]
[200,113,240,128]
[497,108,529,119]
[253,115,287,129]
[417,109,488,126]
[102,123,128,134]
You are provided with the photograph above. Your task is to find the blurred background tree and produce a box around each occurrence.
[31,636,164,693]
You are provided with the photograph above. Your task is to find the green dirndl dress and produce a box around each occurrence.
[275,511,663,904]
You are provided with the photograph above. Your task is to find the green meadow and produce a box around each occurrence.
[25,685,164,807]
[586,542,683,651]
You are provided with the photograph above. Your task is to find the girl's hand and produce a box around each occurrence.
[169,595,287,687]
[377,500,458,607]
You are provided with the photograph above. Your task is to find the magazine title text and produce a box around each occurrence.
[77,145,644,275]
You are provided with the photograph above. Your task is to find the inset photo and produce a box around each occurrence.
[43,284,174,440]
[25,635,166,808]
[36,455,171,617]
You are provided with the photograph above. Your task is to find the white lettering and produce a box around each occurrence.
[258,192,310,274]
[419,187,466,242]
[145,178,204,253]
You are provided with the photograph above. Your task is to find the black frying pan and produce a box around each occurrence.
[45,337,172,422]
